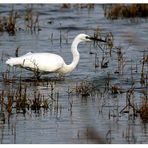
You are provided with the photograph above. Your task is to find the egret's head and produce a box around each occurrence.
[77,34,92,42]
[77,33,106,42]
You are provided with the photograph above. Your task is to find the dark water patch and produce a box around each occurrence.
[56,16,81,20]
[21,76,63,83]
[56,26,90,31]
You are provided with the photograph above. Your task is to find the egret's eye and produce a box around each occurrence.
[85,36,90,39]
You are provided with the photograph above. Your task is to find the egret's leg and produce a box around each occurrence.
[33,71,41,80]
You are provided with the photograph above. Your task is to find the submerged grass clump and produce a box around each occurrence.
[76,80,94,97]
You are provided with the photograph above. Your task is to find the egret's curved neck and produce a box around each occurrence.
[61,37,81,73]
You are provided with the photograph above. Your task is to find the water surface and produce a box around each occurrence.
[0,4,148,144]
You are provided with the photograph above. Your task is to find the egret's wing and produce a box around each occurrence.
[6,53,64,72]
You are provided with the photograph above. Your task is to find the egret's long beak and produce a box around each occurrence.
[87,36,106,42]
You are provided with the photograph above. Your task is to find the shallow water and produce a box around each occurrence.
[0,4,148,144]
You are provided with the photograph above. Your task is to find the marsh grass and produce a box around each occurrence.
[0,5,40,35]
[91,28,114,70]
[0,9,17,35]
[25,6,40,33]
[61,4,95,9]
[104,4,148,20]
[91,28,148,124]
[0,76,61,118]
[115,47,126,74]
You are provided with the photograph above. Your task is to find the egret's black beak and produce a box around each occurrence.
[86,36,106,42]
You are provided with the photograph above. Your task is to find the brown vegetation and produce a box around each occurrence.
[0,6,40,35]
[76,80,94,97]
[61,4,95,9]
[104,4,148,19]
[140,102,148,122]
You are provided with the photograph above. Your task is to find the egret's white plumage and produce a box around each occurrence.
[6,33,104,76]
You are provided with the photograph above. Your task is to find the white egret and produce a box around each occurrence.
[6,33,106,78]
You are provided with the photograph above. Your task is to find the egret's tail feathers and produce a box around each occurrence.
[6,57,21,66]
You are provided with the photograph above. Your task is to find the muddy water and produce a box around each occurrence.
[0,4,148,144]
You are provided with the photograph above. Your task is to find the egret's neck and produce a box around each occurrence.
[60,37,80,74]
[71,38,80,66]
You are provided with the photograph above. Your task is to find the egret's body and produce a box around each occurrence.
[6,33,105,77]
[7,52,67,73]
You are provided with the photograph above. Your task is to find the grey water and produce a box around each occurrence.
[0,4,148,144]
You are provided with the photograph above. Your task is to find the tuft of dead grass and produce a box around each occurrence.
[76,81,94,97]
